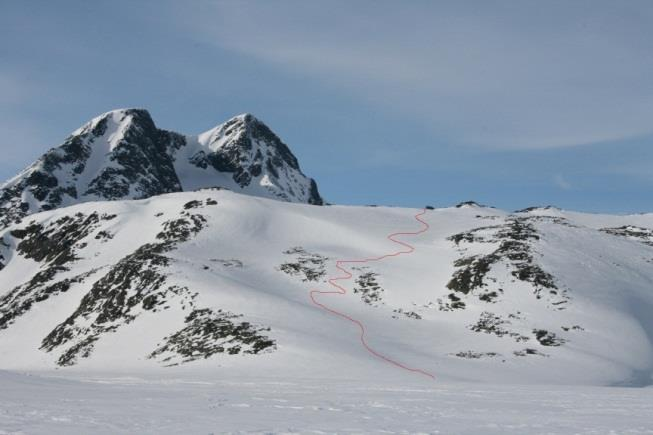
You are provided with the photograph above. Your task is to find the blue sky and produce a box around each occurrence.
[1,1,652,213]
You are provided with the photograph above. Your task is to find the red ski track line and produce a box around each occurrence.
[309,209,436,381]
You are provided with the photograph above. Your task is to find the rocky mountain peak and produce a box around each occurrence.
[198,113,299,169]
[0,109,323,229]
[72,108,155,138]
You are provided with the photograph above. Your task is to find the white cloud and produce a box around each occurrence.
[177,0,653,150]
[554,174,572,190]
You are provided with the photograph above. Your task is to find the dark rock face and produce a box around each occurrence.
[514,348,548,357]
[469,311,529,342]
[514,205,559,213]
[0,270,97,332]
[40,207,208,366]
[0,211,116,331]
[600,225,653,246]
[454,351,500,359]
[0,195,275,367]
[0,109,323,230]
[10,212,110,266]
[201,114,300,182]
[0,237,8,271]
[441,215,579,358]
[279,247,328,282]
[148,308,275,366]
[84,110,185,200]
[455,201,483,208]
[0,109,185,228]
[194,114,324,205]
[307,180,322,205]
[455,200,494,209]
[446,217,567,308]
[533,329,566,346]
[353,269,384,306]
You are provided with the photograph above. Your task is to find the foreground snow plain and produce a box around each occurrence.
[1,371,652,434]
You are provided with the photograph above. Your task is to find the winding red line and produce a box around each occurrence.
[309,208,436,380]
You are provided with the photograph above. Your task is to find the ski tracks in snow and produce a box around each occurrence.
[309,209,436,380]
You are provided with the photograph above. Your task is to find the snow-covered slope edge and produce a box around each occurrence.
[1,190,652,386]
[0,109,323,228]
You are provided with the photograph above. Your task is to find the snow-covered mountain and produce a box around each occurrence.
[1,188,652,386]
[0,109,322,228]
[1,109,652,388]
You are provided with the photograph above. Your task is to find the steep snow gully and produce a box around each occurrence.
[309,209,436,380]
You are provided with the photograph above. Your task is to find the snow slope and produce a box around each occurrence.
[1,190,652,387]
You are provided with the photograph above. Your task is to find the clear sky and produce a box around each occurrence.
[1,1,652,213]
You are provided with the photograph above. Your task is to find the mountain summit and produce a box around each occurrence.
[0,109,323,228]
